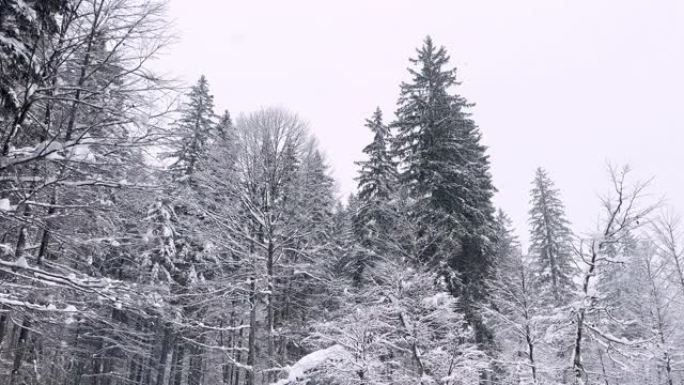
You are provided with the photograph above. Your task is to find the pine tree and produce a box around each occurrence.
[215,109,233,141]
[143,198,179,284]
[160,76,220,385]
[353,108,397,282]
[528,167,576,305]
[492,210,521,265]
[0,0,64,119]
[332,195,369,283]
[356,108,396,204]
[201,109,238,210]
[301,148,336,232]
[392,36,497,345]
[168,75,217,181]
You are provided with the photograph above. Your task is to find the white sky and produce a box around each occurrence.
[157,0,684,246]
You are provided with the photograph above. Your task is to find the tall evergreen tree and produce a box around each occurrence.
[528,167,576,304]
[168,75,217,181]
[161,76,219,385]
[356,108,396,203]
[392,36,497,345]
[353,108,397,281]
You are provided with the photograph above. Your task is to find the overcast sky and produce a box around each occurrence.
[157,0,684,246]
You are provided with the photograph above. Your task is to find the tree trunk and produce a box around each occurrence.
[233,324,244,385]
[220,317,232,385]
[246,279,257,385]
[155,327,173,385]
[525,325,537,384]
[170,341,185,385]
[36,189,57,265]
[0,308,8,354]
[127,357,140,385]
[266,239,275,384]
[187,340,204,385]
[9,316,31,385]
[573,242,599,385]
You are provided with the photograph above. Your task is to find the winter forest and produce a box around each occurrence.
[0,1,682,385]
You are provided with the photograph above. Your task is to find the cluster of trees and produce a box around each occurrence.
[487,166,682,385]
[0,1,338,385]
[1,2,682,385]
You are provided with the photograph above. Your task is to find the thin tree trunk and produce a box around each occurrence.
[187,339,204,385]
[155,327,173,385]
[142,341,154,385]
[10,316,31,385]
[128,357,140,385]
[171,341,185,385]
[36,190,57,265]
[246,279,257,385]
[220,317,232,385]
[598,349,610,385]
[525,325,537,384]
[573,242,599,385]
[92,337,105,385]
[233,324,244,385]
[0,309,8,354]
[645,256,674,385]
[266,239,275,384]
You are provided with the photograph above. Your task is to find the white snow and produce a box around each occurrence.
[421,292,452,308]
[0,198,11,212]
[272,345,350,385]
[14,256,29,269]
[0,244,12,255]
[162,225,173,237]
[46,152,64,160]
[70,144,96,163]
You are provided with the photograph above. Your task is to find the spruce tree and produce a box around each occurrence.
[392,36,497,344]
[528,167,575,305]
[356,108,396,204]
[215,110,233,141]
[353,107,397,278]
[168,75,217,181]
[199,109,238,216]
[492,209,521,265]
[163,76,219,382]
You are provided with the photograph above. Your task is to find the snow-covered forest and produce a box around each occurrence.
[1,1,682,385]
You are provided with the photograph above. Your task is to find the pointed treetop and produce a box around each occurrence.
[367,107,388,140]
[403,36,457,94]
[528,166,576,305]
[216,110,233,141]
[218,110,232,126]
[356,107,396,202]
[167,75,217,179]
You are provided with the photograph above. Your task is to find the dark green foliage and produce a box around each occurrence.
[353,108,398,282]
[357,108,396,204]
[392,36,497,345]
[528,167,576,304]
[167,75,217,181]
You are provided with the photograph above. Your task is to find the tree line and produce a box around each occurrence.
[1,2,682,385]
